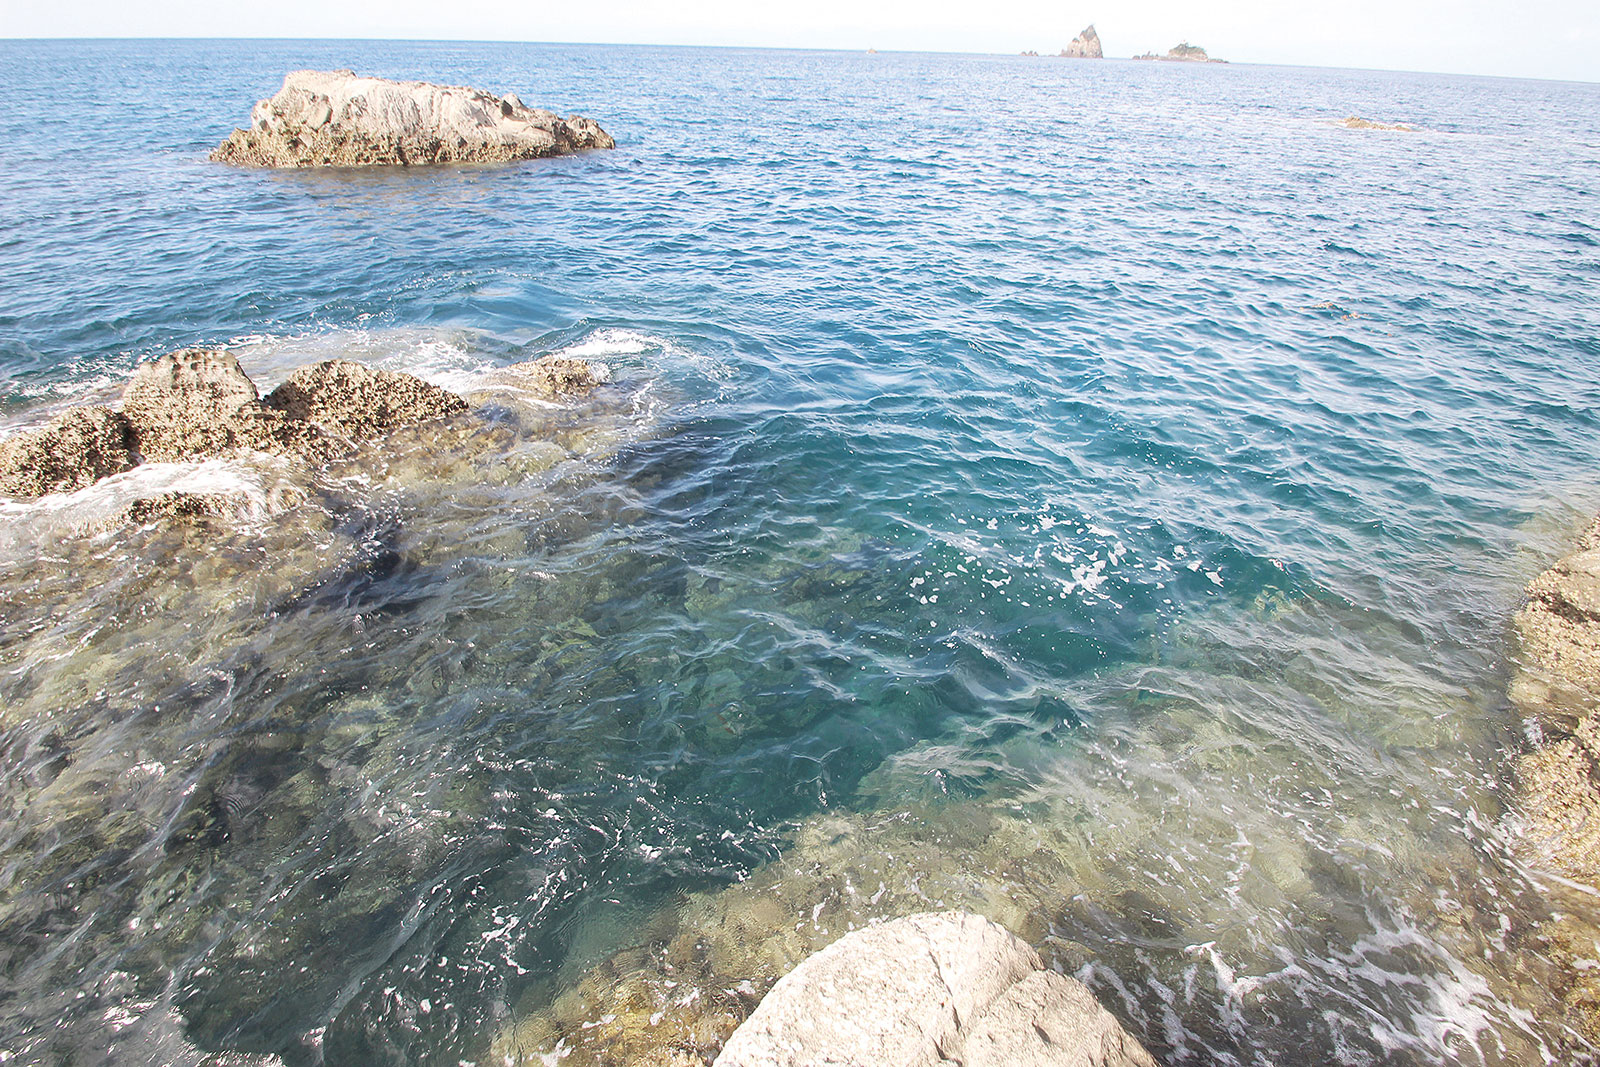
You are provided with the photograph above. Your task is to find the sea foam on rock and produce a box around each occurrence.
[716,912,1157,1067]
[211,70,617,168]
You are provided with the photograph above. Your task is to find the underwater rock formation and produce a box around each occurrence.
[1511,515,1600,1038]
[211,70,616,168]
[492,354,614,398]
[1060,25,1103,59]
[717,912,1157,1067]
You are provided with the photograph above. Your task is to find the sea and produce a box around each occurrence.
[2,37,1599,1067]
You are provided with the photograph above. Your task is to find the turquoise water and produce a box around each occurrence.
[2,38,1600,1066]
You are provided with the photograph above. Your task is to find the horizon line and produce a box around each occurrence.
[2,35,1596,87]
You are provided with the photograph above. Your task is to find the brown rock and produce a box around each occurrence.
[120,348,311,462]
[0,407,135,498]
[498,355,611,398]
[263,360,468,438]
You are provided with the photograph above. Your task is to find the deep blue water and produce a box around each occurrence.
[2,38,1600,1067]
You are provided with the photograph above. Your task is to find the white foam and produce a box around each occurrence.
[553,329,656,359]
[0,457,299,557]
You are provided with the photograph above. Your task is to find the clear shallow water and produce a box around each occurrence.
[2,38,1600,1067]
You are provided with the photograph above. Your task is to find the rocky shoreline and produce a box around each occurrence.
[211,71,616,168]
[1511,515,1600,1040]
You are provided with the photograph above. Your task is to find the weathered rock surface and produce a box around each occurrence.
[1511,515,1600,1040]
[0,407,135,497]
[211,70,616,168]
[0,349,507,507]
[122,349,313,462]
[263,359,468,437]
[715,912,1156,1067]
[1061,25,1103,59]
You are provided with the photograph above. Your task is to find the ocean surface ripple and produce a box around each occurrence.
[2,39,1600,1067]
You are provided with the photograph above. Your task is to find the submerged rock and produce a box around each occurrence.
[262,359,468,438]
[717,912,1156,1067]
[211,70,617,168]
[1060,25,1103,59]
[0,406,135,497]
[494,354,613,398]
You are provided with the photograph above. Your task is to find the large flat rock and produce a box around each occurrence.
[715,911,1155,1067]
[211,70,616,168]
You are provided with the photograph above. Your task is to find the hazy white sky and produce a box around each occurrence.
[4,0,1597,82]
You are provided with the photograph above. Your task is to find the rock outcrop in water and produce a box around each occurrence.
[717,912,1157,1067]
[1511,515,1600,1039]
[1133,42,1226,63]
[1060,25,1103,59]
[0,349,608,517]
[121,349,316,462]
[261,359,469,438]
[211,70,616,168]
[1340,116,1415,131]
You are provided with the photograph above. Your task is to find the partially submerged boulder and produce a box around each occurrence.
[211,70,617,168]
[496,354,612,398]
[715,912,1156,1067]
[263,359,468,438]
[0,407,135,497]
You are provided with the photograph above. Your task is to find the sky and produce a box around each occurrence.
[3,0,1597,83]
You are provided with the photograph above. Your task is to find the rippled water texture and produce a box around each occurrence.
[3,39,1600,1067]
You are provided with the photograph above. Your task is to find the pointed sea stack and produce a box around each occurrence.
[212,70,616,168]
[1060,24,1104,59]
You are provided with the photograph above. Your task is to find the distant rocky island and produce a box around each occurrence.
[212,70,615,168]
[1134,42,1227,63]
[1060,25,1103,59]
